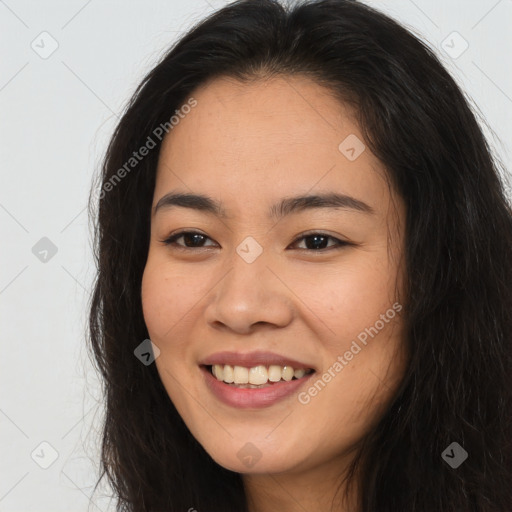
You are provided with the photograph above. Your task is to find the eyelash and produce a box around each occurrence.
[159,230,350,252]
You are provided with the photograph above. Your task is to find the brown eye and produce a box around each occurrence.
[290,233,350,251]
[161,231,217,249]
[160,230,350,252]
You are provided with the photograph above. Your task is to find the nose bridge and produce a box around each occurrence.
[227,240,270,298]
[205,239,293,332]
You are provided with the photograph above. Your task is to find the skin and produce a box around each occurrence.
[141,75,408,512]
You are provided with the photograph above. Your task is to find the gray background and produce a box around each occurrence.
[1,0,511,510]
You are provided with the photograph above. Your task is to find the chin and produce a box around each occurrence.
[195,432,306,475]
[210,448,302,475]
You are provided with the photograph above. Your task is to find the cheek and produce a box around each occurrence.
[293,254,399,342]
[141,255,209,377]
[294,252,406,406]
[140,259,189,342]
[141,266,167,341]
[141,261,195,402]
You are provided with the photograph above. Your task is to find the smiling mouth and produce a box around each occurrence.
[203,364,315,388]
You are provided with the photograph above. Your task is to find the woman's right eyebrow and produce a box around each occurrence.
[153,191,376,219]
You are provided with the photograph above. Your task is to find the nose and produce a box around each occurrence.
[204,249,294,335]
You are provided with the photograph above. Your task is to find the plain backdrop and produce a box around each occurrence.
[1,0,511,510]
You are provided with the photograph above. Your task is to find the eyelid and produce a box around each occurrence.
[289,230,349,249]
[159,229,351,252]
[159,229,217,248]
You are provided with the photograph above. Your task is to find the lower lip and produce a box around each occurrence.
[201,366,315,409]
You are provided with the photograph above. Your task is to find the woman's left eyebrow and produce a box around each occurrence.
[153,191,376,219]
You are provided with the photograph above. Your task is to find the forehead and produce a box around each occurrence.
[154,75,392,215]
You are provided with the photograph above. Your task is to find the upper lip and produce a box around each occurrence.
[199,350,316,371]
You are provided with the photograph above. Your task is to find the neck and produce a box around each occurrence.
[242,453,361,512]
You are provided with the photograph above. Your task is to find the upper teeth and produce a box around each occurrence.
[211,364,312,385]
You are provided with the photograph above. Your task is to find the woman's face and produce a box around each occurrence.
[141,75,407,476]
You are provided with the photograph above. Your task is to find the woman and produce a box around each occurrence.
[87,0,512,510]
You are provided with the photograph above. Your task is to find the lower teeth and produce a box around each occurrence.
[225,378,298,388]
[231,383,271,388]
[230,383,270,389]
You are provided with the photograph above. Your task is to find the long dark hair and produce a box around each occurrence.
[87,0,512,510]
